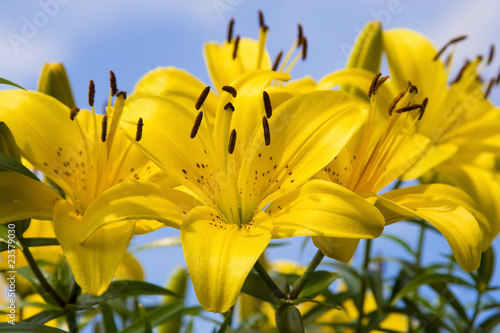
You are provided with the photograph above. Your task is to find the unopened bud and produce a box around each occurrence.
[37,63,76,108]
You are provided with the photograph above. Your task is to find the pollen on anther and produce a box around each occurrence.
[110,70,118,96]
[388,92,405,115]
[101,115,108,142]
[227,18,235,43]
[116,91,127,100]
[272,50,283,72]
[233,35,240,60]
[262,116,271,146]
[88,80,95,107]
[301,37,308,60]
[228,129,237,154]
[222,85,237,97]
[191,111,203,139]
[263,91,272,118]
[195,86,210,110]
[136,118,143,141]
[224,102,235,112]
[418,98,428,120]
[70,106,80,121]
[258,10,268,32]
[368,73,382,98]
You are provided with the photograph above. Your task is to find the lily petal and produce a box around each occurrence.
[0,171,60,223]
[54,199,135,296]
[374,184,483,272]
[267,180,384,239]
[181,206,272,313]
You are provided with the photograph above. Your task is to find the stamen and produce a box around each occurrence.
[373,75,389,95]
[101,115,108,142]
[110,70,117,96]
[116,91,127,99]
[88,80,95,107]
[224,102,235,112]
[232,35,240,60]
[222,85,237,97]
[487,44,495,65]
[191,111,203,139]
[258,10,269,32]
[433,35,467,61]
[388,92,405,115]
[301,37,308,60]
[262,116,271,146]
[297,24,303,47]
[451,60,470,84]
[228,129,237,154]
[418,98,428,120]
[395,104,422,114]
[227,18,235,43]
[368,73,382,98]
[195,86,210,110]
[263,91,272,118]
[272,50,283,71]
[408,84,418,94]
[136,118,143,141]
[70,106,80,121]
[484,78,495,99]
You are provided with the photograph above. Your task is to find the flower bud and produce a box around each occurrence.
[37,63,76,108]
[0,122,21,161]
[275,304,304,333]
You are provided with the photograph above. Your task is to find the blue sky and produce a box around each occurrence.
[1,0,499,330]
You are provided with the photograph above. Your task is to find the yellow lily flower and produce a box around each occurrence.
[0,79,199,295]
[119,70,385,313]
[313,75,485,272]
[382,29,500,247]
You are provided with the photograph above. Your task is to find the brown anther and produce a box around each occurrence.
[116,91,127,99]
[258,10,268,32]
[451,60,470,84]
[388,92,405,115]
[487,44,495,65]
[368,72,382,98]
[110,70,117,96]
[433,35,467,61]
[262,116,271,146]
[228,129,237,154]
[232,35,240,60]
[395,104,422,114]
[88,80,95,107]
[418,98,428,120]
[222,85,237,97]
[297,24,303,46]
[373,75,390,95]
[484,78,495,99]
[227,18,235,43]
[101,115,108,142]
[408,85,418,94]
[136,118,143,141]
[195,86,210,110]
[70,106,80,121]
[301,36,308,60]
[263,91,272,118]
[190,111,203,139]
[224,102,235,112]
[272,50,283,71]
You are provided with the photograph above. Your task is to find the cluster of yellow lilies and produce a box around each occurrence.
[0,16,498,316]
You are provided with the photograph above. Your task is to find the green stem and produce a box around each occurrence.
[253,260,287,299]
[66,311,79,333]
[468,291,483,330]
[415,225,425,267]
[357,239,372,333]
[289,249,324,300]
[22,244,66,308]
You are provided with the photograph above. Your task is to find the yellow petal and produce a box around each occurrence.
[375,184,483,271]
[114,252,145,281]
[312,237,360,263]
[54,200,135,295]
[133,219,165,235]
[0,172,60,223]
[267,180,384,239]
[80,180,199,243]
[401,142,458,180]
[133,67,218,120]
[204,38,271,93]
[181,206,272,313]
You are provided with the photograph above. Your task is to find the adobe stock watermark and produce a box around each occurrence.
[7,0,73,54]
[5,223,18,325]
[212,0,244,21]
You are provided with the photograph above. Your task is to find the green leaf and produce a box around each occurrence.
[119,302,184,333]
[275,304,305,333]
[0,223,23,250]
[325,262,361,295]
[0,122,21,161]
[159,266,187,333]
[0,77,26,90]
[131,237,181,252]
[0,238,59,252]
[0,322,67,332]
[241,271,283,305]
[366,269,384,314]
[298,270,339,299]
[0,152,39,181]
[476,246,494,290]
[478,310,500,331]
[101,303,118,333]
[391,273,472,306]
[17,266,69,305]
[382,233,416,257]
[77,280,181,307]
[24,309,66,325]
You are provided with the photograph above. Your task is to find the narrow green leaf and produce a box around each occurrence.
[241,271,283,305]
[17,266,69,305]
[324,262,361,295]
[0,152,39,181]
[0,322,67,332]
[478,310,500,331]
[24,309,66,325]
[0,223,23,250]
[77,280,181,307]
[477,246,494,290]
[119,302,184,333]
[0,238,59,252]
[0,77,26,90]
[366,269,384,313]
[101,303,118,333]
[298,271,339,299]
[391,273,472,306]
[382,233,416,257]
